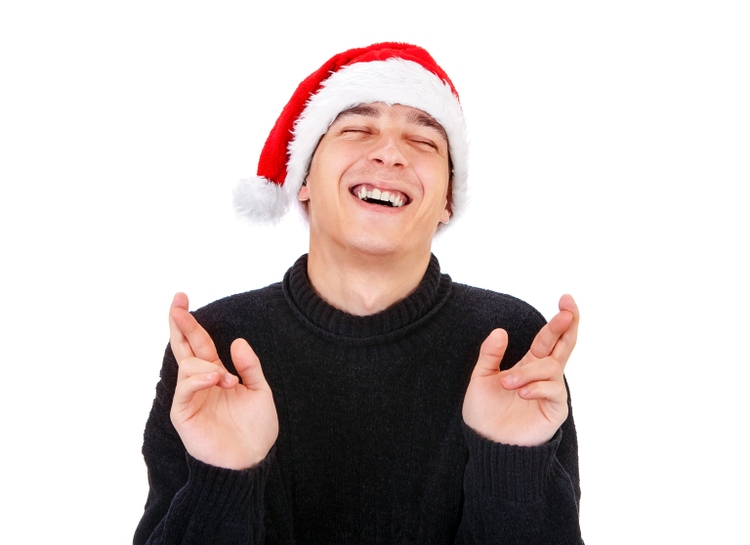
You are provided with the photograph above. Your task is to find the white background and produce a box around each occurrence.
[1,1,748,543]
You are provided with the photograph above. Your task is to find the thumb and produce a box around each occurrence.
[472,328,509,378]
[230,338,271,392]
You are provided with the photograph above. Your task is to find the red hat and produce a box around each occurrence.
[234,42,468,223]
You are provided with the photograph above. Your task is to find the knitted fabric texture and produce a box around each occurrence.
[135,256,582,544]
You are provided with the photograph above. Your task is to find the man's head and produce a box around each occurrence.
[299,102,452,258]
[234,42,468,225]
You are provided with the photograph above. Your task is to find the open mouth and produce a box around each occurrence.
[350,184,409,208]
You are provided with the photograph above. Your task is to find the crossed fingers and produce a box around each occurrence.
[169,293,220,363]
[501,295,578,399]
[169,293,237,389]
[522,294,579,370]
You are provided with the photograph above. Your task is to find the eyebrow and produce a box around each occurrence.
[331,104,382,123]
[405,109,449,145]
[331,105,449,145]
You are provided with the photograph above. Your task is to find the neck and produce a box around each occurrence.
[306,245,432,316]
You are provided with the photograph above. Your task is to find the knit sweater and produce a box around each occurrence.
[134,255,582,544]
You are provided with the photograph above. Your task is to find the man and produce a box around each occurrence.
[135,43,582,544]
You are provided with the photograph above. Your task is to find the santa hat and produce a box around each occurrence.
[233,42,468,223]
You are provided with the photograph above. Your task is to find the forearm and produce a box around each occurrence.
[456,421,582,544]
[134,352,272,545]
[138,452,271,545]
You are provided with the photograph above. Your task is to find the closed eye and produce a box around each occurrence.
[410,138,439,151]
[340,127,372,134]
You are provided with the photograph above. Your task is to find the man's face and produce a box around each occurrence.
[299,103,451,259]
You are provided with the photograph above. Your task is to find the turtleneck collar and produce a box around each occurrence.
[282,254,452,345]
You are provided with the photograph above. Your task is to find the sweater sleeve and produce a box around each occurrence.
[133,346,271,545]
[452,293,582,544]
[455,397,583,544]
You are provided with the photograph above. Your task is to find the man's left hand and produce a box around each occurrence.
[462,294,579,447]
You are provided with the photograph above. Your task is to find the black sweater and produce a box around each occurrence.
[135,255,582,544]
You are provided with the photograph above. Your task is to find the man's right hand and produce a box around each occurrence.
[168,292,278,470]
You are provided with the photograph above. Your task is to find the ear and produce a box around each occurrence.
[298,182,310,202]
[438,200,451,225]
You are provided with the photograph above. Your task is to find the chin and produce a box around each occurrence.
[344,234,402,256]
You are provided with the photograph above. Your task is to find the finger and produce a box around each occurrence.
[176,355,236,384]
[517,379,569,410]
[525,307,574,362]
[170,299,221,365]
[501,356,562,391]
[231,338,271,392]
[169,293,194,362]
[471,329,509,378]
[552,294,579,369]
[171,371,222,413]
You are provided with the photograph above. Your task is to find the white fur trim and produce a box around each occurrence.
[233,176,289,224]
[286,58,469,219]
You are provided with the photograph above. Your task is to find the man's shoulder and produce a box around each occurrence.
[448,280,546,329]
[443,281,547,362]
[191,282,284,328]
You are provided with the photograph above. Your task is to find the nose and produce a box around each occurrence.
[368,133,407,168]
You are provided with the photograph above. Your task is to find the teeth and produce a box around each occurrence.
[355,186,406,207]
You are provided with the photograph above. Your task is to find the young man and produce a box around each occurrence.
[135,43,582,544]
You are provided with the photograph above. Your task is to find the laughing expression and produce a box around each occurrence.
[299,103,452,258]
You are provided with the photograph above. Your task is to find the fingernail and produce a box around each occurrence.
[504,374,515,387]
[205,372,216,381]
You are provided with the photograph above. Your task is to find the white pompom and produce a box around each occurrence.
[233,176,290,224]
